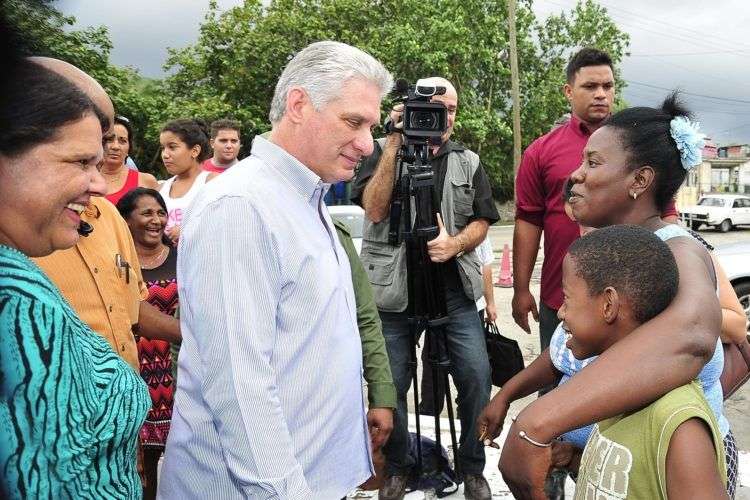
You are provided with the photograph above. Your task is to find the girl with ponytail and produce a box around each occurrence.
[158,119,217,243]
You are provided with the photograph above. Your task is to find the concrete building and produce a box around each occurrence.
[676,141,750,208]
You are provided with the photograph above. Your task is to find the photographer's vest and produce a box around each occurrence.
[360,139,484,313]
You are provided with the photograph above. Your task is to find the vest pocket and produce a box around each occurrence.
[362,247,397,286]
[451,180,475,228]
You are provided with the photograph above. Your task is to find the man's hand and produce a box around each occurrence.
[427,213,460,263]
[484,300,497,323]
[389,104,404,130]
[166,225,181,245]
[367,408,394,451]
[477,395,510,442]
[512,289,539,334]
[499,418,551,500]
[550,441,580,471]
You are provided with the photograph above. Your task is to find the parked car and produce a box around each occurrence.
[715,241,750,333]
[679,193,750,232]
[328,204,365,254]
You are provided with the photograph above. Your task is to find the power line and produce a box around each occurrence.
[629,50,750,57]
[588,0,750,52]
[715,122,750,135]
[624,55,750,95]
[536,0,750,55]
[626,81,750,105]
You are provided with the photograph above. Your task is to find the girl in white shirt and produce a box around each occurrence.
[158,119,217,243]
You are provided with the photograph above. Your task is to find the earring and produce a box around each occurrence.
[631,192,637,200]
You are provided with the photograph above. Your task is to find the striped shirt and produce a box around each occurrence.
[159,136,372,499]
[1,245,149,499]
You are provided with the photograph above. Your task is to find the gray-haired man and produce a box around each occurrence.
[159,41,393,499]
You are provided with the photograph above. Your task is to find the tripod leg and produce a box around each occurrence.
[442,370,461,479]
[427,333,443,470]
[410,327,423,478]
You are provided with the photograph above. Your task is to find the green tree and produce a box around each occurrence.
[4,0,163,173]
[163,0,629,198]
[8,0,630,191]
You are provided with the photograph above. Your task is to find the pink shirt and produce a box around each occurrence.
[515,115,677,310]
[202,158,233,174]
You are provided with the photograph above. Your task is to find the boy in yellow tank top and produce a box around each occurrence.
[551,225,727,499]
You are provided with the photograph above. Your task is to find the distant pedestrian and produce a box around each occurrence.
[202,118,242,173]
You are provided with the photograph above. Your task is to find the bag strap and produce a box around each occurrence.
[737,335,750,367]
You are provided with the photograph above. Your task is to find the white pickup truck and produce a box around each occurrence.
[679,193,750,232]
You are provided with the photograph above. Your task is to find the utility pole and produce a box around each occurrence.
[507,0,522,187]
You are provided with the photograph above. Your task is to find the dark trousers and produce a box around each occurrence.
[538,302,559,396]
[539,301,559,352]
[380,288,491,476]
[142,447,163,500]
[419,310,484,416]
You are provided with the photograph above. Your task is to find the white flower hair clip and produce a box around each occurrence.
[670,116,705,171]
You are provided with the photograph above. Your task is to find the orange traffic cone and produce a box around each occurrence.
[495,243,513,288]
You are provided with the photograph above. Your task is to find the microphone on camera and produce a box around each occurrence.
[77,221,94,237]
[393,79,410,95]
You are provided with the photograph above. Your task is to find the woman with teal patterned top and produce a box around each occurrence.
[0,57,149,498]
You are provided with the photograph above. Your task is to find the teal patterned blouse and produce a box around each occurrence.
[0,245,150,499]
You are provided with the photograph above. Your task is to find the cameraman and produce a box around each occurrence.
[351,77,498,500]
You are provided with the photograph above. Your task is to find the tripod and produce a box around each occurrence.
[392,139,461,484]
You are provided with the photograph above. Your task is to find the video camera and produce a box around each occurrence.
[391,78,448,142]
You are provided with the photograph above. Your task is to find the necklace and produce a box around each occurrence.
[139,245,168,270]
[102,167,126,186]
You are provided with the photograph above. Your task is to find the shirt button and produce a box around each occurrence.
[93,267,98,273]
[121,344,126,352]
[109,305,113,312]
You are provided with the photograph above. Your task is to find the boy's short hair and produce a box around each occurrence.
[567,225,679,324]
[210,119,241,139]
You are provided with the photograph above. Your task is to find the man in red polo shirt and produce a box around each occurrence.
[513,47,677,353]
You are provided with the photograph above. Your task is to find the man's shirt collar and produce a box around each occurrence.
[250,135,328,204]
[430,139,464,160]
[568,113,611,138]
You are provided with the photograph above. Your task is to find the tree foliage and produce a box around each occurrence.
[163,0,630,198]
[3,0,165,174]
[8,0,630,198]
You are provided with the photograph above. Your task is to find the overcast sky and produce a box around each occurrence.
[55,0,750,145]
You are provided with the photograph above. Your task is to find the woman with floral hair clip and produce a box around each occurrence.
[484,92,740,498]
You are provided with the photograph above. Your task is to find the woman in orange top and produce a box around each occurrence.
[103,115,158,204]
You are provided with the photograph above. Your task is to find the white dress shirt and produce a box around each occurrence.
[158,136,372,499]
[474,236,494,311]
